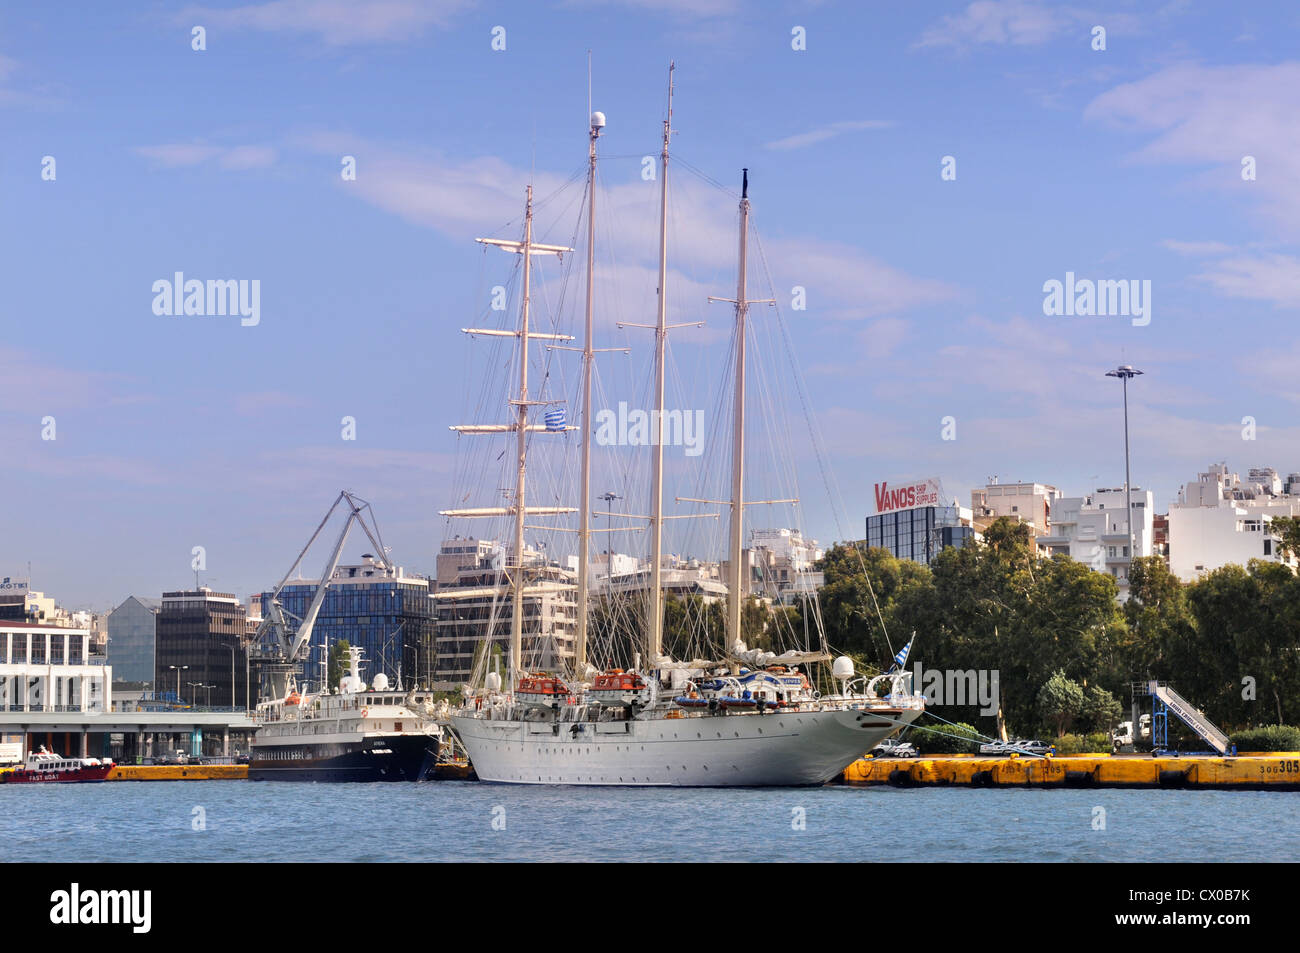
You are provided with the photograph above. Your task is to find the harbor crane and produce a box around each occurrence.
[251,490,391,702]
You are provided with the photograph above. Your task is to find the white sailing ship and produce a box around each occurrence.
[444,66,924,786]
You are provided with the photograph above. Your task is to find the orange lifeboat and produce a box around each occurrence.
[588,669,648,707]
[516,674,572,709]
[284,692,301,706]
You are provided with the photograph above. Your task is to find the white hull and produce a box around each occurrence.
[451,705,921,786]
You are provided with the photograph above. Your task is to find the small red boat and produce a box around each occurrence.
[3,747,114,784]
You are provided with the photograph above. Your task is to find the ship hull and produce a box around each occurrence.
[2,765,113,784]
[451,706,920,786]
[249,734,438,782]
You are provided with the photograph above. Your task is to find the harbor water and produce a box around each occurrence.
[3,782,1296,862]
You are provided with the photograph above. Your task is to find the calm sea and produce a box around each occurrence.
[4,781,1295,862]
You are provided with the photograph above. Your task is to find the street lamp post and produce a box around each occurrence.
[169,664,188,706]
[1106,365,1143,588]
[600,491,623,591]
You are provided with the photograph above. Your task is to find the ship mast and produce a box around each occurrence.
[707,171,781,657]
[726,171,751,649]
[617,63,708,668]
[648,63,674,663]
[440,193,574,693]
[549,102,627,678]
[575,110,602,673]
[509,186,534,690]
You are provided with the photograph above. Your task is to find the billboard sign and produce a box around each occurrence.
[873,477,942,515]
[0,577,29,594]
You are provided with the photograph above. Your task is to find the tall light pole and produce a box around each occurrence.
[1106,365,1143,587]
[169,664,188,706]
[600,491,622,591]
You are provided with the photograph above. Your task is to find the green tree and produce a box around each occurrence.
[1037,669,1085,737]
[1185,560,1300,727]
[816,542,935,667]
[1124,556,1194,681]
[1082,685,1123,733]
[327,639,352,690]
[1269,515,1300,561]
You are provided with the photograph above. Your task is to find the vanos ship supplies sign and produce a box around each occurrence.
[873,478,942,515]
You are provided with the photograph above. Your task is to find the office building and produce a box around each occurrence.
[107,596,160,690]
[156,589,249,708]
[260,560,436,692]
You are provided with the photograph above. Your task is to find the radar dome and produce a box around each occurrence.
[372,673,390,691]
[591,111,606,129]
[485,671,502,692]
[832,656,855,680]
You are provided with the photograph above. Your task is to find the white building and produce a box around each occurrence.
[1168,462,1300,581]
[1036,486,1154,592]
[433,538,577,687]
[971,479,1060,536]
[0,621,111,714]
[747,529,825,603]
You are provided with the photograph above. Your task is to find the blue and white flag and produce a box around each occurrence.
[891,637,914,671]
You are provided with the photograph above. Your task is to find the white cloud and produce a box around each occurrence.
[917,1,1141,51]
[1085,62,1300,230]
[917,0,1074,49]
[765,120,893,151]
[181,0,470,46]
[136,142,277,170]
[563,0,739,14]
[306,136,956,324]
[1193,252,1300,309]
[1161,239,1234,257]
[220,145,278,169]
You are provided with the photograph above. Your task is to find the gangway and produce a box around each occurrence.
[1134,681,1235,755]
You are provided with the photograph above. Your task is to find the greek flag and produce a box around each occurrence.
[891,637,914,671]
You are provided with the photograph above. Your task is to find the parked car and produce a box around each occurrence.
[871,739,919,758]
[1010,739,1056,756]
[979,740,1010,755]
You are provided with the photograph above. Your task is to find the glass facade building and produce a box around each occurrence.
[260,567,436,691]
[106,596,160,689]
[866,505,974,565]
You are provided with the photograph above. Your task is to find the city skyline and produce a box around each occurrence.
[5,2,1300,609]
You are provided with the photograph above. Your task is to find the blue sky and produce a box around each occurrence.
[4,0,1300,610]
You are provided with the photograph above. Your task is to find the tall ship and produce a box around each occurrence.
[248,491,441,782]
[444,65,925,786]
[250,646,440,782]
